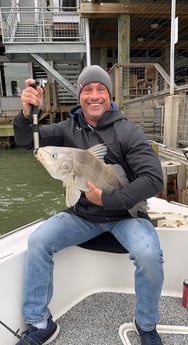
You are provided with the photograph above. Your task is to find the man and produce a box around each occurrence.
[14,65,164,345]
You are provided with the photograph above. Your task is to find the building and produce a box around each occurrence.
[0,0,188,147]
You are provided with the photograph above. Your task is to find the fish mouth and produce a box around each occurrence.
[33,148,39,156]
[34,149,44,161]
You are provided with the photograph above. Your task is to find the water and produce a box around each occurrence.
[0,148,66,236]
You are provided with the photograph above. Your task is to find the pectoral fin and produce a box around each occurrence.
[110,164,129,186]
[87,143,107,161]
[65,185,81,207]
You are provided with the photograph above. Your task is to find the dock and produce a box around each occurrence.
[0,125,15,149]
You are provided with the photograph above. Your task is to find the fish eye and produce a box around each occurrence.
[50,153,57,158]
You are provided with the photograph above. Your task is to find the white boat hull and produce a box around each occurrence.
[1,201,188,344]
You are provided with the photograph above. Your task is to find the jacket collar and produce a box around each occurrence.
[68,101,122,129]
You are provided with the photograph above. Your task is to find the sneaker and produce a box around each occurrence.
[135,319,163,345]
[16,315,60,345]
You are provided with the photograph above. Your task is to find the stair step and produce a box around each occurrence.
[55,63,81,104]
[15,23,38,38]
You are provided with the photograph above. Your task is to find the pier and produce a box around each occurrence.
[0,124,15,149]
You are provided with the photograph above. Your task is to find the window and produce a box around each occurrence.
[59,0,76,11]
[3,63,30,97]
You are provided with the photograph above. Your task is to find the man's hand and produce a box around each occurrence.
[21,79,44,118]
[85,182,103,206]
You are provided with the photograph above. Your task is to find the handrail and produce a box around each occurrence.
[108,62,172,88]
[0,6,85,44]
[108,62,175,106]
[154,63,176,88]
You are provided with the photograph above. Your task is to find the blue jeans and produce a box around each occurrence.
[22,212,164,331]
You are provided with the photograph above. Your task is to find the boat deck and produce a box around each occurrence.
[53,292,188,345]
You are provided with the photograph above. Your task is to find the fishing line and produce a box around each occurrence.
[0,319,41,344]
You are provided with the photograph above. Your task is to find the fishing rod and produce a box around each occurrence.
[32,104,40,153]
[29,82,41,153]
[0,319,40,345]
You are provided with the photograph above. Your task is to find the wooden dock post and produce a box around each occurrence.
[0,125,15,149]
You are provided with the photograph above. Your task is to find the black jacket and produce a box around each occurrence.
[14,102,163,222]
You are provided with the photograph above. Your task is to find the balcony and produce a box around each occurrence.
[0,7,87,55]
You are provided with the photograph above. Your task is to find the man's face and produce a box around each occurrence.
[79,83,111,126]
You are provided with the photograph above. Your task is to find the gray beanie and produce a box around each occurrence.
[77,65,112,99]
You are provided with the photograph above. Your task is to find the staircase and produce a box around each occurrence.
[1,5,89,118]
[33,63,82,108]
[33,64,48,86]
[55,63,81,104]
[14,23,39,42]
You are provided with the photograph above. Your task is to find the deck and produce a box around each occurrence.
[53,292,188,345]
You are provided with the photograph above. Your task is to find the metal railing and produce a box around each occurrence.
[124,86,188,146]
[178,91,188,146]
[0,6,86,44]
[123,92,166,143]
[123,87,188,146]
[108,63,172,143]
[108,63,188,146]
[108,63,171,106]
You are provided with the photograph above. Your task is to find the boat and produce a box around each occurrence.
[1,197,188,345]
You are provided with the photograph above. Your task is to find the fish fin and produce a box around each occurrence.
[66,185,81,207]
[110,164,129,186]
[128,200,148,217]
[63,171,76,187]
[87,143,107,161]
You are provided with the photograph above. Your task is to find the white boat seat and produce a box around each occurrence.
[78,232,129,254]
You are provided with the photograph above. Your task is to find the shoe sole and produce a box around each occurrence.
[43,323,60,344]
[133,318,139,335]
